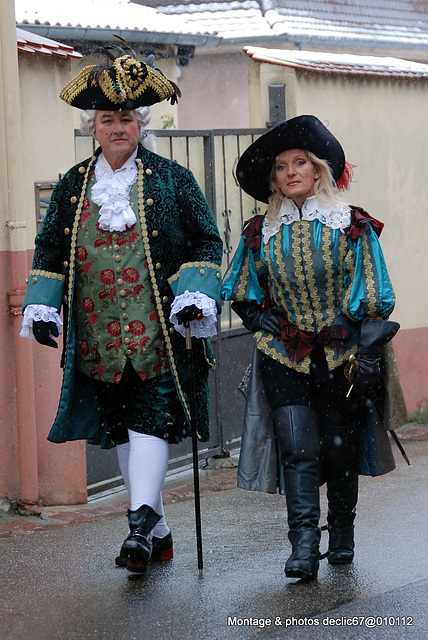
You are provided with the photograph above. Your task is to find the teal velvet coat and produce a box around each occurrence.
[23,144,223,446]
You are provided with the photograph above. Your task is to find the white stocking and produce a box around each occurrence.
[116,433,170,539]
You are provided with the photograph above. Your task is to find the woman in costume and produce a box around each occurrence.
[222,115,400,581]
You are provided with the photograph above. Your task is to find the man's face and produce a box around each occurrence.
[94,110,140,168]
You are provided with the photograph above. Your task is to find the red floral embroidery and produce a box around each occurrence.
[122,267,140,283]
[113,372,123,384]
[89,314,98,325]
[81,341,89,356]
[107,321,121,337]
[149,311,159,321]
[137,371,149,381]
[77,246,88,261]
[100,269,115,285]
[106,337,122,353]
[82,298,95,313]
[128,319,146,336]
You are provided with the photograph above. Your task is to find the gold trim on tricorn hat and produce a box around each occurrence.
[59,35,181,110]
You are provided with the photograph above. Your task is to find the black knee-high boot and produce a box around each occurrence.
[273,406,321,581]
[321,421,360,564]
[117,504,161,572]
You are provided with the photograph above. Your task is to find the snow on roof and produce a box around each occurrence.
[16,27,83,58]
[244,46,428,78]
[131,1,428,47]
[15,0,203,35]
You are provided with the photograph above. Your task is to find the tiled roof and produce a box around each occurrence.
[244,46,428,78]
[132,0,428,47]
[15,0,203,35]
[16,27,83,58]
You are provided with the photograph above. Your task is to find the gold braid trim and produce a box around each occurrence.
[135,159,193,431]
[362,232,377,317]
[29,269,65,281]
[236,251,251,302]
[168,261,222,284]
[263,237,290,314]
[66,157,96,348]
[254,332,310,374]
[342,245,355,317]
[301,220,320,331]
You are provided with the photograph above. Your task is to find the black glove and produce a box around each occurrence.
[33,320,59,349]
[231,301,283,335]
[175,304,202,327]
[351,318,400,395]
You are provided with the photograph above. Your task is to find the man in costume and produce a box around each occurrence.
[21,43,223,572]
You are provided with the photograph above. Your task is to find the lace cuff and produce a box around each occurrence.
[169,291,217,338]
[20,304,63,340]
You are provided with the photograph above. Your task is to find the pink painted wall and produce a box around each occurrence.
[0,249,87,506]
[0,251,20,497]
[393,327,428,414]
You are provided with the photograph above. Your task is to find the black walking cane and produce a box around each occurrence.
[184,321,204,573]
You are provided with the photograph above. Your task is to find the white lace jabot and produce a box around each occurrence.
[92,150,138,232]
[262,195,351,244]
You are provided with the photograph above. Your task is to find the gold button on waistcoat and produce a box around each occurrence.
[200,269,205,275]
[113,244,120,251]
[162,296,168,303]
[152,229,158,238]
[115,255,122,262]
[116,267,122,273]
[112,233,118,240]
[125,349,133,356]
[64,228,70,235]
[121,302,127,309]
[124,325,130,332]
[169,327,174,334]
[146,198,154,206]
[119,290,126,297]
[216,272,221,279]
[117,278,123,285]
[155,262,161,270]
[70,196,77,204]
[163,433,169,439]
[32,276,38,283]
[78,166,86,174]
[63,261,68,268]
[124,337,131,344]
[146,168,152,175]
[122,313,128,319]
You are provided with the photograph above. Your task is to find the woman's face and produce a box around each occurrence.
[273,148,320,208]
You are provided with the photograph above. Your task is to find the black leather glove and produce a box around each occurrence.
[33,320,59,349]
[231,301,283,335]
[175,304,202,327]
[351,318,400,395]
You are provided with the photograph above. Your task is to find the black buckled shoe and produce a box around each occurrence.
[115,504,161,572]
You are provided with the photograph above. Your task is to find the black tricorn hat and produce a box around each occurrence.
[59,36,180,110]
[236,115,345,203]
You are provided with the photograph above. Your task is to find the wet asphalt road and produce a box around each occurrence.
[0,438,427,640]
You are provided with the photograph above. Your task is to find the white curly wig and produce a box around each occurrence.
[80,106,156,152]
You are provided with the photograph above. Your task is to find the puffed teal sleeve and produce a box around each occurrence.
[342,225,395,321]
[221,235,266,304]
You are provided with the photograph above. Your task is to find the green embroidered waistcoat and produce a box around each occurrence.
[74,174,169,383]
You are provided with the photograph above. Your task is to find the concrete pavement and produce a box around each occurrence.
[0,428,427,640]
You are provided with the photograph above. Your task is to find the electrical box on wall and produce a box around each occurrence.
[267,83,286,127]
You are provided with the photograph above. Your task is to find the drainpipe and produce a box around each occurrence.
[1,0,40,512]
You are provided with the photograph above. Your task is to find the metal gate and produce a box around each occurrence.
[73,128,265,496]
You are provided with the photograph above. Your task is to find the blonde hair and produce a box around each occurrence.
[267,149,345,219]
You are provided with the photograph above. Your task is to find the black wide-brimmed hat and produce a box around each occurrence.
[236,115,345,203]
[60,36,180,110]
